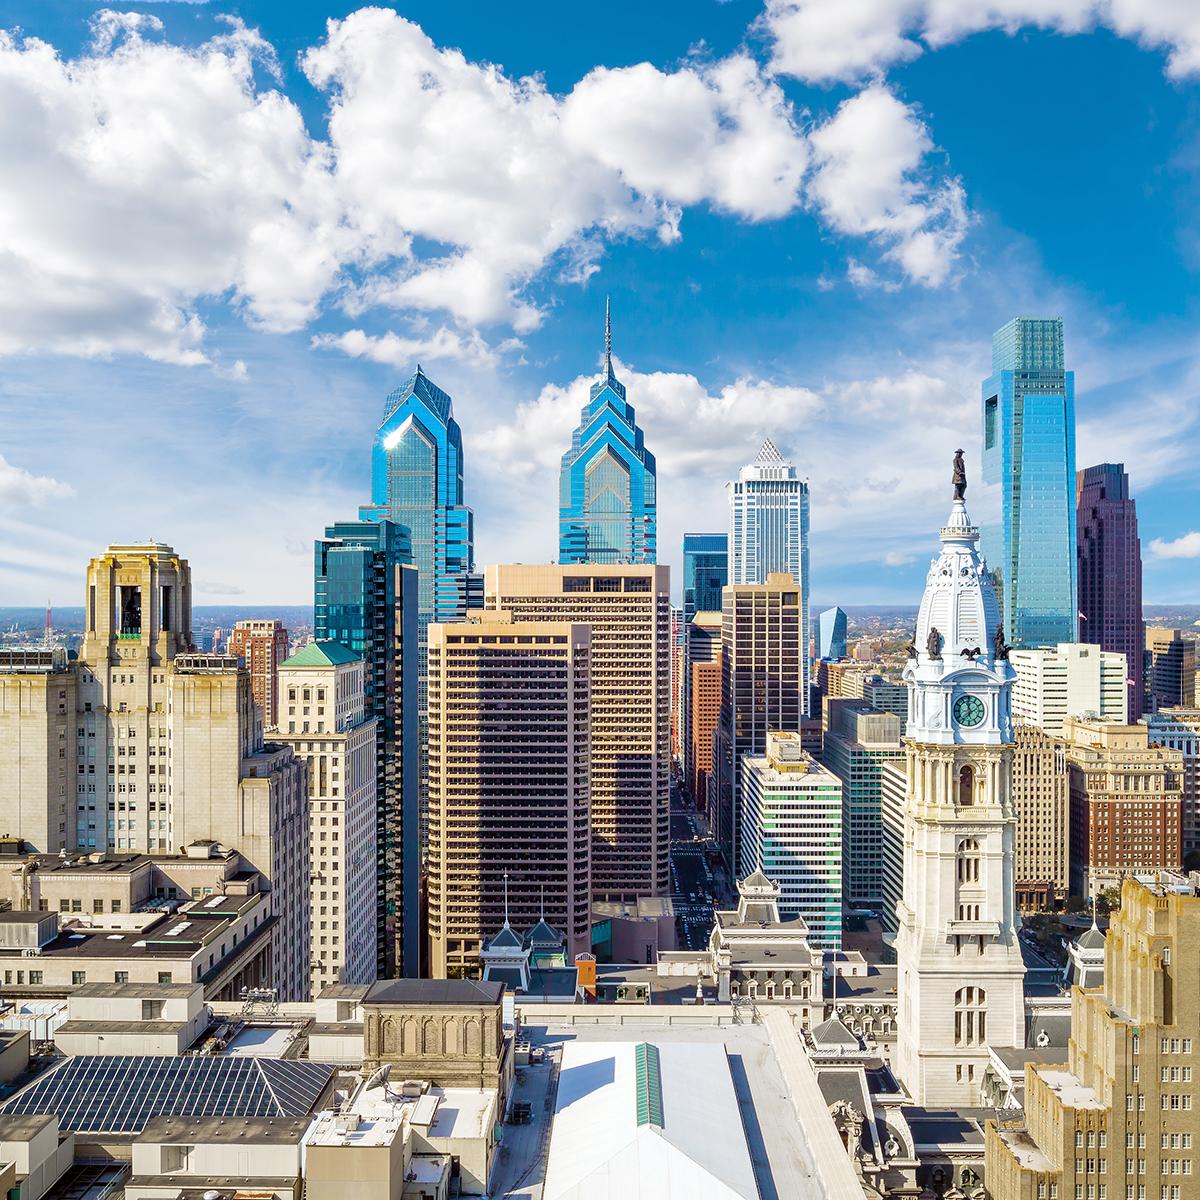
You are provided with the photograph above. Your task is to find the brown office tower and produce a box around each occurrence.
[1064,716,1184,898]
[1012,724,1070,911]
[687,611,722,812]
[715,573,805,871]
[485,564,670,902]
[427,616,592,978]
[227,619,290,729]
[987,870,1200,1200]
[1147,628,1197,711]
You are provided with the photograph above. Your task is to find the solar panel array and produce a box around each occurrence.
[0,1056,335,1136]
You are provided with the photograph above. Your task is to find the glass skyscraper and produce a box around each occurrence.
[818,605,848,660]
[981,317,1077,648]
[558,303,656,564]
[314,519,419,977]
[359,365,475,627]
[1077,463,1144,718]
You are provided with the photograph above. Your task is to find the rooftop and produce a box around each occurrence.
[138,1116,313,1145]
[281,641,361,669]
[363,979,503,1006]
[0,1055,336,1136]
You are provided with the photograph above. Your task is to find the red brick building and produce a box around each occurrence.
[227,619,290,730]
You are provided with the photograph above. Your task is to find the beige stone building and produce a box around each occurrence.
[986,870,1200,1200]
[0,545,311,1000]
[275,642,378,996]
[714,573,806,870]
[484,564,670,902]
[1063,717,1184,898]
[426,616,591,978]
[1010,642,1128,733]
[1012,724,1071,910]
[0,650,75,854]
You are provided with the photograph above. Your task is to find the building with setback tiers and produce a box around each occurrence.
[558,303,656,566]
[484,565,670,902]
[1076,463,1144,718]
[0,545,310,1000]
[986,871,1200,1200]
[895,469,1026,1108]
[313,520,418,978]
[275,642,378,996]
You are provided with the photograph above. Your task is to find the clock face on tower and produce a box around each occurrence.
[953,694,986,728]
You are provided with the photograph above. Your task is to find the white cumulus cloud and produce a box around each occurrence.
[1149,531,1200,559]
[762,0,1200,85]
[0,454,73,507]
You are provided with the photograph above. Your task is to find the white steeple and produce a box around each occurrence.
[903,490,1015,746]
[894,453,1025,1109]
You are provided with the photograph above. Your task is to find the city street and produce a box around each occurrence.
[669,782,728,951]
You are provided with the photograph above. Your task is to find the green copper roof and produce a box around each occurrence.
[633,1042,663,1128]
[281,640,360,668]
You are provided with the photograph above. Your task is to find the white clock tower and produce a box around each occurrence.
[894,461,1026,1107]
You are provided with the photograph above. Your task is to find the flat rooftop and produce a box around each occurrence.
[519,1020,831,1199]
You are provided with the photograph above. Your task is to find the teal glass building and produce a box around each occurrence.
[818,606,848,660]
[314,518,419,977]
[359,366,475,627]
[682,534,728,626]
[558,305,656,564]
[981,318,1077,648]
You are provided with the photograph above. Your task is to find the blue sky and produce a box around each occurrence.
[1,0,1199,606]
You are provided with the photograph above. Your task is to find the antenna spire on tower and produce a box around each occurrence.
[604,296,612,376]
[503,871,510,926]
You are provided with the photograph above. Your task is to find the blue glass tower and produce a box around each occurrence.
[359,366,475,627]
[818,606,848,660]
[558,302,656,564]
[981,317,1077,648]
[314,519,419,978]
[683,534,728,625]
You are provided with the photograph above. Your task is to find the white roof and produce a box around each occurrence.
[544,1040,758,1200]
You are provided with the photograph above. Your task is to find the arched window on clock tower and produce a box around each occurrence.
[958,764,975,806]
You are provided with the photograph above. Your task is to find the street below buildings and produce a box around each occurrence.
[669,781,729,951]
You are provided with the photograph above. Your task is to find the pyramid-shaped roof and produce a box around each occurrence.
[382,364,454,425]
[739,868,777,893]
[1076,922,1106,951]
[755,438,785,465]
[810,1015,860,1050]
[282,640,360,669]
[486,922,524,952]
[527,918,563,947]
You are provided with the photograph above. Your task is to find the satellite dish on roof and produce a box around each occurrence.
[363,1063,392,1092]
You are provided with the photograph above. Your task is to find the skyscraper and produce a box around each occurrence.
[485,564,670,901]
[227,618,290,730]
[426,616,592,978]
[728,439,809,587]
[817,606,848,660]
[558,302,656,565]
[1009,642,1128,733]
[681,534,727,784]
[687,611,723,810]
[714,573,806,870]
[314,519,419,977]
[1146,627,1197,710]
[359,367,475,629]
[1076,462,1144,718]
[981,316,1078,648]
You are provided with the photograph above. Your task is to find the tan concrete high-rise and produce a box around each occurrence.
[1064,716,1184,899]
[714,573,805,871]
[227,619,290,729]
[484,564,670,902]
[427,616,592,978]
[1012,724,1070,911]
[986,870,1200,1200]
[0,545,311,1000]
[275,642,378,997]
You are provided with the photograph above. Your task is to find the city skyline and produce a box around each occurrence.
[1,3,1199,607]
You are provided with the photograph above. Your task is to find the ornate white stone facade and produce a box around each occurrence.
[895,492,1026,1108]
